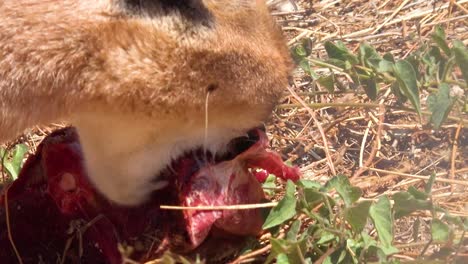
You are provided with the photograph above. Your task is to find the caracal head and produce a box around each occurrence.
[0,0,291,205]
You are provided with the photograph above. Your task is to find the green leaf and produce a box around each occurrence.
[286,220,301,241]
[316,230,336,245]
[324,41,347,61]
[318,74,335,93]
[359,43,382,70]
[390,82,407,103]
[11,144,28,178]
[295,44,307,57]
[1,144,28,180]
[431,219,450,242]
[377,59,394,73]
[431,26,451,56]
[0,149,11,181]
[437,207,465,228]
[297,179,321,190]
[324,41,359,65]
[0,148,5,160]
[268,238,307,264]
[346,239,362,263]
[0,147,7,175]
[452,40,468,83]
[326,175,362,207]
[427,83,454,129]
[299,59,319,79]
[291,45,306,63]
[393,191,432,219]
[267,238,288,263]
[363,77,378,100]
[406,54,421,80]
[263,181,297,229]
[324,245,354,264]
[262,174,277,196]
[304,208,330,226]
[394,60,421,116]
[428,46,447,79]
[326,58,347,69]
[3,163,15,179]
[369,196,396,254]
[300,225,317,241]
[276,253,290,264]
[361,232,377,250]
[383,52,395,63]
[318,203,333,221]
[408,186,428,200]
[345,201,372,233]
[303,189,324,208]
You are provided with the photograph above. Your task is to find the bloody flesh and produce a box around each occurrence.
[0,127,300,263]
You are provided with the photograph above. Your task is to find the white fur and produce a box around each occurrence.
[73,112,248,205]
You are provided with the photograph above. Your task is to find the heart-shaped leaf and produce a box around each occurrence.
[324,41,359,65]
[431,26,451,56]
[345,200,372,233]
[452,40,468,83]
[394,60,421,116]
[427,83,454,129]
[431,219,451,242]
[263,181,297,229]
[393,191,432,219]
[369,196,397,255]
[326,175,362,207]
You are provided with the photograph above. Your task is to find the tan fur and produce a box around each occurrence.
[0,0,291,205]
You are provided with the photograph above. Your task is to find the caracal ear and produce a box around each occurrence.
[115,0,211,20]
[118,0,203,10]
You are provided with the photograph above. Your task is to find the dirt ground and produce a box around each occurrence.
[267,0,467,261]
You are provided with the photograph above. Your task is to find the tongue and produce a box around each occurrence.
[174,129,300,247]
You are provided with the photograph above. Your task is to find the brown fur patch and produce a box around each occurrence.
[0,0,291,204]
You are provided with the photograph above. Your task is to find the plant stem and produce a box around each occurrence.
[322,227,346,237]
[308,58,344,72]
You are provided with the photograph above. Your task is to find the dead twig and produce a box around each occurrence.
[160,202,278,211]
[286,85,337,175]
[372,0,412,34]
[450,123,463,192]
[353,106,385,179]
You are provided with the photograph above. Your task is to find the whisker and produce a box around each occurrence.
[203,91,211,160]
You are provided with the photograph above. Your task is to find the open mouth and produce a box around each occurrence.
[158,126,265,183]
[156,127,301,248]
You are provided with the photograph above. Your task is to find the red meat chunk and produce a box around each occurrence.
[0,127,300,263]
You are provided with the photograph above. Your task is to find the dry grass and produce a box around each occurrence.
[265,0,467,261]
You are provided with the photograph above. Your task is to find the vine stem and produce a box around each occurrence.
[308,58,343,71]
